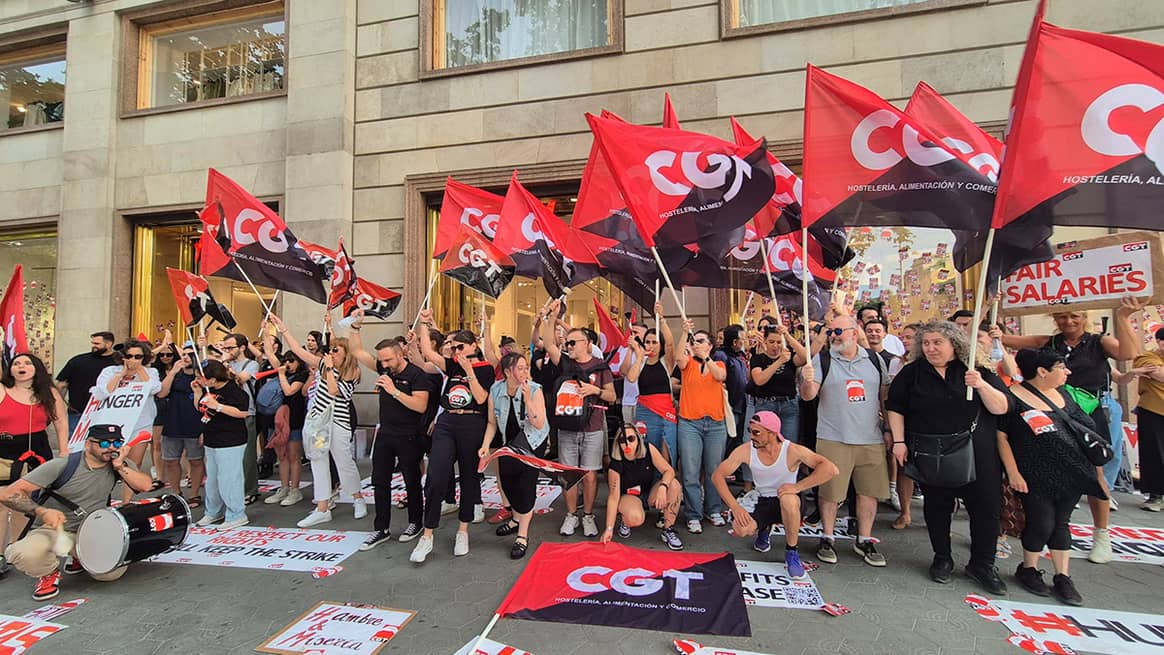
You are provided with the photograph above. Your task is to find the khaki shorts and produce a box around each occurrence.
[5,527,126,580]
[816,440,890,503]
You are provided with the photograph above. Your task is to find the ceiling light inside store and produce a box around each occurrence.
[15,106,25,113]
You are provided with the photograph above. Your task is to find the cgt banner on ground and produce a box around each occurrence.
[66,382,150,453]
[497,542,750,637]
[149,526,369,573]
[0,614,65,655]
[1058,523,1164,566]
[965,594,1164,655]
[735,559,825,610]
[1001,230,1164,316]
[257,602,415,655]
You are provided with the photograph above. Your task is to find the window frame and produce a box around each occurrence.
[418,0,625,79]
[119,0,288,118]
[719,0,986,38]
[0,26,68,137]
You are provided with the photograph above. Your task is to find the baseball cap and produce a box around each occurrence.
[749,411,782,436]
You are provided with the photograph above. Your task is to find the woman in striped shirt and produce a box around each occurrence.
[271,315,366,528]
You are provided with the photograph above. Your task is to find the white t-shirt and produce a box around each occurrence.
[883,334,906,357]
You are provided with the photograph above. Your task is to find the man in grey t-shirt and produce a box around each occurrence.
[222,333,260,501]
[800,314,890,568]
[0,424,152,600]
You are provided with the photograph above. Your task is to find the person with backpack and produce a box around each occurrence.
[259,338,308,508]
[540,299,616,539]
[799,314,891,567]
[0,424,153,600]
[675,320,729,534]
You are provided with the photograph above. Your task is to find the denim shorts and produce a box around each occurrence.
[161,435,204,461]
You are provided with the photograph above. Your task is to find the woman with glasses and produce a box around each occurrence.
[92,339,163,504]
[626,302,677,465]
[270,314,366,528]
[604,422,684,549]
[481,352,548,559]
[411,309,494,563]
[998,348,1106,606]
[675,321,729,534]
[261,335,309,508]
[191,360,252,530]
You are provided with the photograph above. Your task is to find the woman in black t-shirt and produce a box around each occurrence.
[746,324,808,444]
[412,310,494,564]
[191,361,251,529]
[603,423,683,550]
[262,335,309,507]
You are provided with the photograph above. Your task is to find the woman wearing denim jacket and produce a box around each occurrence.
[481,352,549,559]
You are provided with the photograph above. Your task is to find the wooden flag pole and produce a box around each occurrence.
[965,228,997,401]
[989,275,1002,326]
[801,228,812,353]
[468,612,503,655]
[650,246,689,324]
[410,259,440,333]
[185,326,205,377]
[758,236,788,348]
[740,291,756,323]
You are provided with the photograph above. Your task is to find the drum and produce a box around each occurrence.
[75,494,191,575]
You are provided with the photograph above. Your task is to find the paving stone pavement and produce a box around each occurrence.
[2,467,1162,655]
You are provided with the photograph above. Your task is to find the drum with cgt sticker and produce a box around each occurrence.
[75,493,191,575]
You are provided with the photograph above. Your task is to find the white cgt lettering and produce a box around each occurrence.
[565,566,704,600]
[231,208,288,253]
[646,151,753,202]
[731,235,804,277]
[520,212,555,248]
[940,137,1000,183]
[459,207,499,240]
[851,109,955,171]
[457,243,503,278]
[1081,83,1164,175]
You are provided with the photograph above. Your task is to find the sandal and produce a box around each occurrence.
[149,479,166,492]
[187,496,203,509]
[510,536,529,560]
[496,520,519,537]
[890,515,911,530]
[244,494,260,506]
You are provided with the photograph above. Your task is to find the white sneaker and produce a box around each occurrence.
[889,488,902,512]
[195,514,223,527]
[280,488,303,506]
[1088,526,1113,564]
[1110,496,1119,512]
[264,487,289,504]
[473,504,485,524]
[297,510,332,528]
[686,519,703,534]
[410,535,433,563]
[560,513,579,536]
[709,513,727,528]
[353,500,368,520]
[454,531,470,556]
[440,501,459,515]
[219,516,250,530]
[581,514,599,538]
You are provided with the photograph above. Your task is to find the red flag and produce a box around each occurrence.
[327,238,356,310]
[440,224,516,298]
[592,297,626,354]
[477,445,586,490]
[198,169,327,303]
[434,177,503,259]
[0,266,27,365]
[801,65,996,233]
[296,239,338,278]
[165,268,212,325]
[494,172,576,297]
[662,93,681,129]
[342,278,401,320]
[991,2,1164,235]
[586,113,775,259]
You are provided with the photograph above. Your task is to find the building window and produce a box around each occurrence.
[724,0,982,33]
[136,5,285,110]
[0,46,65,132]
[430,0,618,72]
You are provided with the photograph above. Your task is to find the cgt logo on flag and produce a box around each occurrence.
[646,150,754,203]
[1080,84,1164,175]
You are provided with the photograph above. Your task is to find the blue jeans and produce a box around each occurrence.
[677,417,727,522]
[638,403,677,466]
[204,444,247,522]
[1103,394,1124,489]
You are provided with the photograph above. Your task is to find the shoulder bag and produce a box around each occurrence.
[902,366,978,488]
[1021,382,1113,467]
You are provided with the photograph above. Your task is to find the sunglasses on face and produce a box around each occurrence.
[452,343,467,351]
[826,328,851,337]
[619,434,637,444]
[158,352,174,358]
[90,438,124,449]
[124,353,145,360]
[565,340,580,348]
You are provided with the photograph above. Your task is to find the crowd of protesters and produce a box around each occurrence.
[0,292,1159,608]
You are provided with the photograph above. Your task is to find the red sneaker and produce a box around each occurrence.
[33,571,60,601]
[487,507,513,525]
[64,558,84,575]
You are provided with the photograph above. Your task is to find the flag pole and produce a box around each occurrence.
[468,612,503,655]
[740,291,755,323]
[185,326,205,377]
[231,260,274,316]
[965,228,997,401]
[758,237,788,348]
[989,275,1002,326]
[830,226,856,307]
[801,228,811,353]
[410,259,440,333]
[650,246,689,324]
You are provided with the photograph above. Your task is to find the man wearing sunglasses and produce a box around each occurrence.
[0,424,153,600]
[800,314,892,567]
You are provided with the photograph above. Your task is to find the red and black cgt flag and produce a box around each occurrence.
[497,542,750,637]
[478,445,586,491]
[494,172,577,298]
[993,2,1164,237]
[904,81,1054,287]
[0,265,27,368]
[592,297,627,354]
[441,224,516,299]
[586,113,775,261]
[327,238,357,310]
[342,277,401,320]
[434,177,504,259]
[166,267,212,325]
[802,65,996,233]
[296,239,338,279]
[197,169,328,304]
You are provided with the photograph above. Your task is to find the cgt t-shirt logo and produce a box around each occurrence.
[556,380,585,417]
[845,379,866,403]
[1022,409,1056,435]
[446,381,473,409]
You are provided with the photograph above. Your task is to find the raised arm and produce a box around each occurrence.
[345,310,377,371]
[781,324,809,367]
[417,309,446,371]
[1000,333,1051,350]
[657,302,676,370]
[270,313,322,369]
[481,310,500,368]
[673,319,693,371]
[540,299,563,366]
[1111,295,1145,362]
[157,360,182,398]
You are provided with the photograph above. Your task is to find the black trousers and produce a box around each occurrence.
[1019,492,1080,552]
[921,428,1002,570]
[423,413,485,529]
[498,456,538,515]
[1137,407,1164,496]
[371,429,423,531]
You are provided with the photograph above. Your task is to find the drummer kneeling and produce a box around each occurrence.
[0,424,153,600]
[712,411,839,581]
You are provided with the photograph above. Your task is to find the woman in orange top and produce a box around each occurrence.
[674,319,727,535]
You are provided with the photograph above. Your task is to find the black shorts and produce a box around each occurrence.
[751,495,783,528]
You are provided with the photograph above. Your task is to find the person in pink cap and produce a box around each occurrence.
[712,411,838,579]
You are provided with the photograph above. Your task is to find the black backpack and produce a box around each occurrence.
[818,348,888,387]
[549,358,610,432]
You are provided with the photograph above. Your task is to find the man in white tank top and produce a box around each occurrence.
[712,412,839,580]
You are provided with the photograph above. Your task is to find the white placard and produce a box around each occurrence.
[673,639,773,655]
[966,593,1164,655]
[0,614,65,655]
[735,559,824,610]
[66,382,150,452]
[452,637,534,655]
[258,602,415,655]
[149,526,369,573]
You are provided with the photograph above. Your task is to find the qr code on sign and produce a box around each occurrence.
[783,584,824,609]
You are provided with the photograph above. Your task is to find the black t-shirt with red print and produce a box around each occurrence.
[199,380,250,448]
[439,357,495,416]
